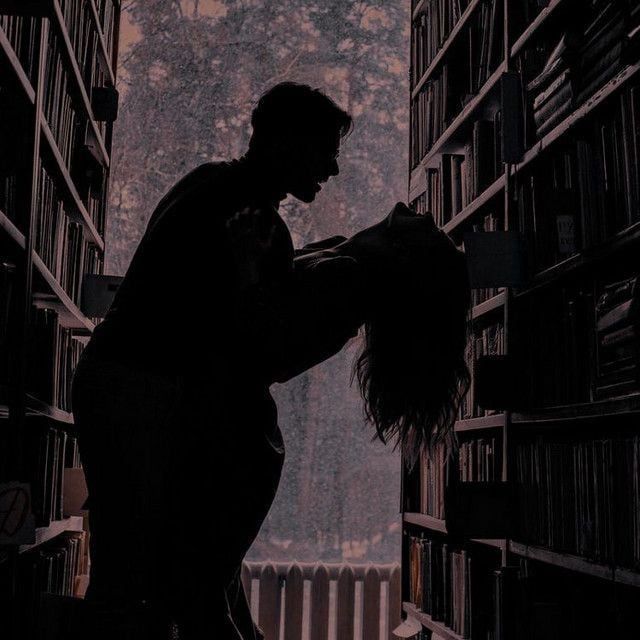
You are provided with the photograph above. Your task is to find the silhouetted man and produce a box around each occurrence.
[72,82,365,639]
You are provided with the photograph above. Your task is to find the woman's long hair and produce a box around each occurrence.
[353,235,472,469]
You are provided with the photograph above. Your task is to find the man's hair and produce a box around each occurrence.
[249,82,353,151]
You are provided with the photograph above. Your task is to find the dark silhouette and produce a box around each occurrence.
[71,82,470,639]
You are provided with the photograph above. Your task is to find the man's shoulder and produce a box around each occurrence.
[150,160,238,223]
[177,160,234,193]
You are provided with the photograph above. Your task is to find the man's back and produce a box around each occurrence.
[84,159,293,378]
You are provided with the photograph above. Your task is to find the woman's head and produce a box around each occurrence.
[353,207,471,468]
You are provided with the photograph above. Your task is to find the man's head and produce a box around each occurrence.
[247,82,353,202]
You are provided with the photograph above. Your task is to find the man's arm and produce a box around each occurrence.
[226,220,366,385]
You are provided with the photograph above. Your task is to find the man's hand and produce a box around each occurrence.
[225,205,277,288]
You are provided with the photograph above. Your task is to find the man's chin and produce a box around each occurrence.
[291,188,318,203]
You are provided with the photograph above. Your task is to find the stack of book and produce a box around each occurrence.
[58,220,87,305]
[36,165,70,276]
[35,164,102,305]
[408,535,499,639]
[27,308,83,412]
[514,285,592,408]
[411,0,503,168]
[523,1,640,141]
[593,275,640,400]
[0,13,39,84]
[86,189,106,235]
[469,0,502,95]
[414,117,502,227]
[458,437,499,482]
[0,260,16,386]
[59,0,98,92]
[0,80,26,229]
[515,435,614,563]
[22,424,69,527]
[612,435,640,572]
[526,35,576,139]
[96,0,117,60]
[517,80,640,271]
[461,322,505,419]
[43,32,80,169]
[420,441,451,519]
[15,529,89,634]
[411,191,429,215]
[574,1,628,105]
[408,536,472,637]
[411,0,471,87]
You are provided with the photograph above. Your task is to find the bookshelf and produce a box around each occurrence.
[0,1,120,638]
[403,1,640,638]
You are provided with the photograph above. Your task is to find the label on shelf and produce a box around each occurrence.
[0,481,36,545]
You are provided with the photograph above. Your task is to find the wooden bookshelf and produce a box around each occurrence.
[0,0,120,633]
[471,290,505,322]
[413,62,505,173]
[454,412,505,433]
[511,393,640,426]
[0,22,35,102]
[512,63,640,176]
[509,0,566,59]
[442,175,505,237]
[404,512,506,550]
[403,602,466,640]
[405,1,640,638]
[411,0,484,99]
[18,515,83,554]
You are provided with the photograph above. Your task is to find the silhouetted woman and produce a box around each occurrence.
[71,82,470,639]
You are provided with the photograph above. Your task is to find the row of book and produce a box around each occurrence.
[59,0,113,140]
[419,441,450,518]
[0,13,39,85]
[59,0,101,90]
[14,529,89,638]
[22,424,71,527]
[461,322,504,420]
[0,172,18,225]
[510,0,550,41]
[408,536,472,638]
[514,434,640,571]
[419,436,500,518]
[410,0,503,167]
[43,30,81,169]
[36,164,103,306]
[412,114,503,225]
[27,308,84,412]
[1,74,29,231]
[86,182,106,236]
[0,260,15,388]
[96,0,117,61]
[458,437,499,483]
[411,0,471,87]
[520,0,640,141]
[517,81,640,272]
[407,535,498,639]
[514,270,640,408]
[594,275,639,401]
[514,284,593,408]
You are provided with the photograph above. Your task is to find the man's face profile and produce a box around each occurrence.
[277,129,341,203]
